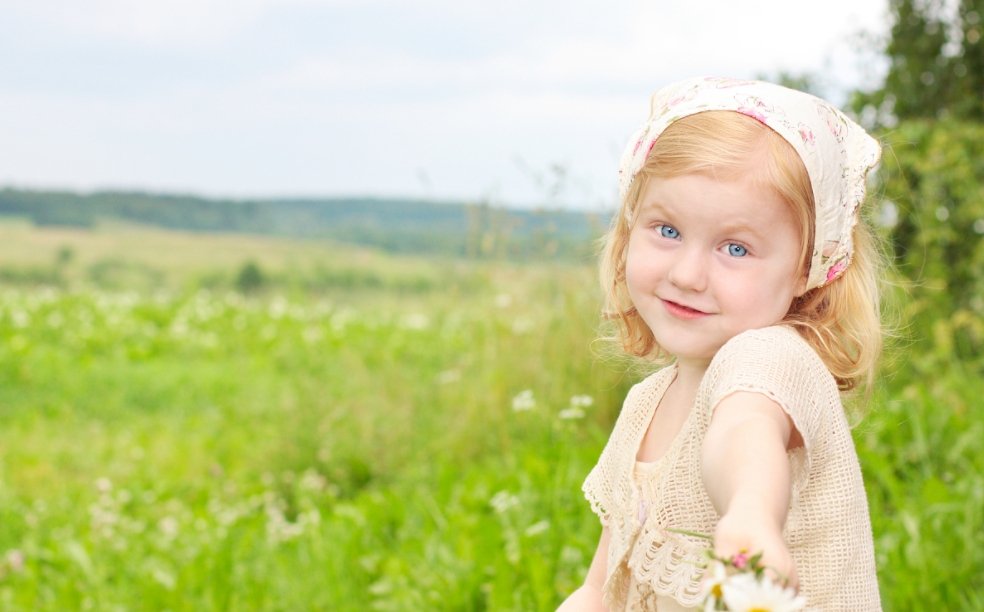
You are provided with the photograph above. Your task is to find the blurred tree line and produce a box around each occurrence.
[0,190,606,263]
[848,0,984,360]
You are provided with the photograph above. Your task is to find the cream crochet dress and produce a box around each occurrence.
[582,325,881,611]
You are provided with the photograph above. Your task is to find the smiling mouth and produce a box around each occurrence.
[661,299,710,319]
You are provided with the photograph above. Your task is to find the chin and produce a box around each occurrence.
[654,335,721,363]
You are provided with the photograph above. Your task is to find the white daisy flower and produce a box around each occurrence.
[700,561,729,612]
[721,573,807,612]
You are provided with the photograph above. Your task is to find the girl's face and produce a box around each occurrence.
[625,171,808,368]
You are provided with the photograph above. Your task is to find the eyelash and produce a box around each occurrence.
[655,224,750,257]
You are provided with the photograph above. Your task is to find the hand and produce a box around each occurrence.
[712,503,798,591]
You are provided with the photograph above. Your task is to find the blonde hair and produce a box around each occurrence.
[600,111,884,391]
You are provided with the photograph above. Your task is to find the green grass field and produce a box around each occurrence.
[0,219,981,611]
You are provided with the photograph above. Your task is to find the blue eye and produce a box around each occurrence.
[659,225,679,239]
[727,244,748,257]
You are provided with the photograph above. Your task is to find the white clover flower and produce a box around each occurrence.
[558,408,585,420]
[512,389,536,411]
[570,394,594,407]
[721,573,806,612]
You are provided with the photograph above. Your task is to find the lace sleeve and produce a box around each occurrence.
[704,325,839,496]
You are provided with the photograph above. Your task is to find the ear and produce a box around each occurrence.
[792,269,809,298]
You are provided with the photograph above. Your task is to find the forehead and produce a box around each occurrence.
[636,172,799,235]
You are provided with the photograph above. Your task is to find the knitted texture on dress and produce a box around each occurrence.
[582,325,881,611]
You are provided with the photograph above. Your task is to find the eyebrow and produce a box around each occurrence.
[638,201,768,240]
[715,219,770,242]
[636,198,671,217]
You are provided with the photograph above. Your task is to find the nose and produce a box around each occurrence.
[667,242,708,292]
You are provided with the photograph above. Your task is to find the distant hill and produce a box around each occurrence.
[0,189,612,261]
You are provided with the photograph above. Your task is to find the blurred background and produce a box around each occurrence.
[2,0,884,207]
[0,0,982,610]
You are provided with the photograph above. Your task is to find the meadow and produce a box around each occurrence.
[0,218,981,611]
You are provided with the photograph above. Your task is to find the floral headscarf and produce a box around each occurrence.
[618,76,882,290]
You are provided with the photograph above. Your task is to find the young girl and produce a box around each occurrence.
[559,77,884,611]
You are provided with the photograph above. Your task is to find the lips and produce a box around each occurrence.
[661,299,710,320]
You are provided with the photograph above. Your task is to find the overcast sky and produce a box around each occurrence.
[0,0,889,210]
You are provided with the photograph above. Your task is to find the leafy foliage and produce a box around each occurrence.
[878,120,984,319]
[851,0,984,124]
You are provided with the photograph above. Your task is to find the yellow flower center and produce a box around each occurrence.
[748,608,770,612]
[711,584,723,598]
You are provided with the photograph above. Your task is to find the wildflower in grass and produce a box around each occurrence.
[558,408,585,419]
[11,310,30,328]
[560,394,593,419]
[489,490,520,513]
[524,520,550,537]
[302,325,323,344]
[158,516,179,538]
[435,369,461,384]
[512,316,534,335]
[330,309,356,331]
[6,550,24,573]
[269,297,288,319]
[559,545,584,566]
[402,313,430,330]
[512,389,536,411]
[0,550,25,581]
[299,468,327,492]
[494,293,513,308]
[570,394,594,407]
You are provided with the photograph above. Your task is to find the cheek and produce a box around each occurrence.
[727,271,798,320]
[624,243,660,292]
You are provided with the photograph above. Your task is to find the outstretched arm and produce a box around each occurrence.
[556,526,611,612]
[701,391,800,588]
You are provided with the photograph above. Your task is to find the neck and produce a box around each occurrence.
[672,356,712,394]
